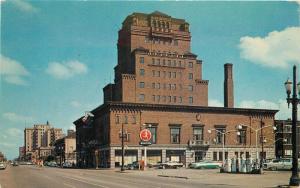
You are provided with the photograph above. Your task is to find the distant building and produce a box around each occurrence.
[274,119,300,158]
[54,130,76,165]
[24,121,64,161]
[74,11,278,168]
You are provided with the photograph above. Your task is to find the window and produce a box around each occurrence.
[157,71,160,77]
[238,129,247,144]
[163,59,166,66]
[132,115,136,124]
[173,96,176,103]
[157,59,160,65]
[139,94,145,101]
[139,82,145,88]
[193,127,203,141]
[124,115,128,124]
[172,72,176,78]
[152,95,155,101]
[152,58,155,64]
[168,72,171,78]
[152,70,155,77]
[152,83,155,89]
[157,95,160,102]
[174,84,176,90]
[188,62,193,68]
[168,60,171,66]
[140,69,145,76]
[157,83,160,89]
[179,97,183,103]
[213,152,218,161]
[219,152,223,161]
[148,126,157,144]
[189,73,193,80]
[173,60,176,67]
[140,57,144,64]
[188,85,193,91]
[189,97,193,104]
[216,128,225,144]
[170,127,180,143]
[179,61,182,67]
[169,84,172,90]
[168,96,171,102]
[115,115,120,124]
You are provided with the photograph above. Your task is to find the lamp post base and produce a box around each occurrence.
[289,176,300,186]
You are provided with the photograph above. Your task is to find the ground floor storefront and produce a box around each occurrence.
[77,145,275,168]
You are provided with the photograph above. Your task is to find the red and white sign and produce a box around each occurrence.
[139,129,152,142]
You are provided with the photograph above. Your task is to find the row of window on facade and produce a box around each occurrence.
[151,20,170,29]
[139,82,193,91]
[139,57,194,68]
[145,36,178,46]
[212,151,266,161]
[139,69,194,80]
[139,94,193,104]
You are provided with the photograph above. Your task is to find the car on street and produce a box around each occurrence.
[189,160,222,169]
[62,162,73,168]
[159,161,184,169]
[263,158,292,171]
[12,161,19,166]
[46,161,58,167]
[0,162,7,170]
[126,161,140,170]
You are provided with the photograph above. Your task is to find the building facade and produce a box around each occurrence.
[24,122,64,161]
[54,130,76,165]
[74,11,278,168]
[274,120,300,158]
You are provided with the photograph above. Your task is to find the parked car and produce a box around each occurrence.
[47,161,58,167]
[126,161,140,170]
[189,160,222,169]
[159,161,184,169]
[12,161,19,166]
[62,162,73,168]
[0,162,7,170]
[263,158,292,171]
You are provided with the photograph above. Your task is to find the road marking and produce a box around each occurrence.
[62,176,109,188]
[63,183,76,188]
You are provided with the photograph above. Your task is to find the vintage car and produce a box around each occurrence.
[263,158,292,171]
[0,162,7,170]
[159,161,184,169]
[189,160,222,169]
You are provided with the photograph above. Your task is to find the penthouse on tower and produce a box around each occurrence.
[74,11,277,168]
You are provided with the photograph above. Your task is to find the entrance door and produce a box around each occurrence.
[195,151,205,162]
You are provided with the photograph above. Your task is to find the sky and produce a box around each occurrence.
[0,1,299,159]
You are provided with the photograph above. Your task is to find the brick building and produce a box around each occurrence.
[274,119,300,158]
[74,11,278,168]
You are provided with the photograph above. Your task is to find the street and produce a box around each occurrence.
[0,165,292,188]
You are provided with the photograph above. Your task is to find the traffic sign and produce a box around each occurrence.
[139,129,152,142]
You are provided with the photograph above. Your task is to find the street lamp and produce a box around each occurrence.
[237,124,276,169]
[207,128,239,169]
[284,65,300,186]
[119,123,128,172]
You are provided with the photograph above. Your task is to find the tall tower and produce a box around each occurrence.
[103,11,209,106]
[224,63,234,108]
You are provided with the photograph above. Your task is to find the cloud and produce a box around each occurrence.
[208,99,223,107]
[0,55,30,85]
[239,27,300,68]
[238,99,295,120]
[2,112,35,123]
[11,0,38,13]
[46,60,88,79]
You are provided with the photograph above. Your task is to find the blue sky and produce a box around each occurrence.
[0,1,299,159]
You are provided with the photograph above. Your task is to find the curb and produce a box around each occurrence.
[158,175,188,179]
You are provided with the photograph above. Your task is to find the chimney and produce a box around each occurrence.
[224,63,234,108]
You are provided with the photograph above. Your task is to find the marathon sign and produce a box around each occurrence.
[139,129,152,146]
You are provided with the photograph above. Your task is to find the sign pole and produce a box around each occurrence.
[144,146,147,170]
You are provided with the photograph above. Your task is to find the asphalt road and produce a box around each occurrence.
[0,165,292,188]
